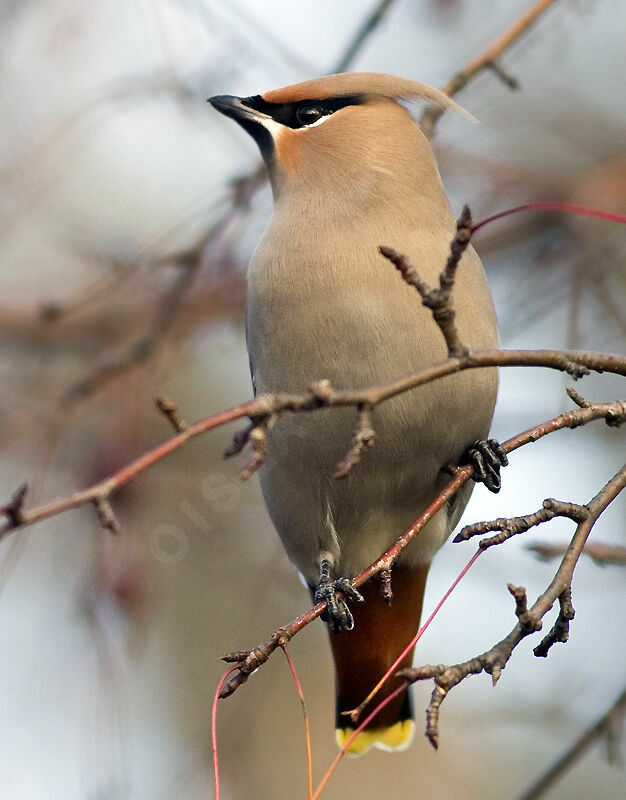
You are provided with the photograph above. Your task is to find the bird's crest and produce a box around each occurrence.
[262,72,475,122]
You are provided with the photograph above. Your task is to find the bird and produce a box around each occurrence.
[209,72,501,755]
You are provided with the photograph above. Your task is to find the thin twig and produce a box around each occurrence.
[345,550,483,725]
[454,497,589,549]
[0,484,28,529]
[332,0,398,73]
[62,203,249,405]
[281,645,313,800]
[333,404,375,479]
[1,368,624,541]
[420,0,561,137]
[472,202,626,235]
[528,541,626,566]
[518,688,626,800]
[379,205,472,358]
[92,497,122,535]
[212,667,237,800]
[533,586,575,657]
[155,397,188,433]
[401,465,626,747]
[311,683,407,800]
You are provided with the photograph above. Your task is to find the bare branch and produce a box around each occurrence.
[533,586,575,658]
[224,415,273,480]
[400,464,626,748]
[333,405,375,479]
[218,410,624,698]
[518,688,626,800]
[1,363,624,542]
[507,583,534,628]
[379,205,472,358]
[333,0,399,73]
[0,484,28,529]
[62,203,249,405]
[528,541,626,566]
[239,424,269,481]
[566,386,592,408]
[379,568,393,606]
[420,0,560,137]
[485,59,520,90]
[156,397,188,433]
[93,497,121,535]
[455,497,589,549]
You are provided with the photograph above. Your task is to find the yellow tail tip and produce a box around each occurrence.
[335,719,414,756]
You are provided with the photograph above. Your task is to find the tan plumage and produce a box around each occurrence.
[210,73,498,754]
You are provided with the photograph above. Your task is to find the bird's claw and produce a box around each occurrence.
[315,576,364,634]
[465,438,508,493]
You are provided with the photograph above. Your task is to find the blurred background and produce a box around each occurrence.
[0,1,624,798]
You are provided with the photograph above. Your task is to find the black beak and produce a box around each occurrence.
[208,94,274,163]
[208,95,250,122]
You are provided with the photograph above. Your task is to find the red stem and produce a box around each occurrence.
[347,548,483,720]
[212,667,237,800]
[472,201,626,233]
[311,684,407,800]
[281,644,313,800]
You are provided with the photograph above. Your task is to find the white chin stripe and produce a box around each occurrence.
[255,116,285,138]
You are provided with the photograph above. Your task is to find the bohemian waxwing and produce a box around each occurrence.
[210,72,500,755]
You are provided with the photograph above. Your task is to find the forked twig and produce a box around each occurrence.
[401,465,626,748]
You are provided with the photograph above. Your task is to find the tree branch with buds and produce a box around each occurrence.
[2,205,624,744]
[400,465,626,748]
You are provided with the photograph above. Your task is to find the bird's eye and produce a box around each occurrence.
[296,104,323,126]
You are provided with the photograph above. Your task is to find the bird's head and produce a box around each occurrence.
[209,72,470,215]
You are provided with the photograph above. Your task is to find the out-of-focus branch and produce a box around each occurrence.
[2,3,397,407]
[333,0,399,73]
[0,273,245,349]
[400,464,626,748]
[60,258,199,402]
[19,0,563,406]
[528,541,626,566]
[60,179,258,404]
[517,688,626,800]
[36,0,555,392]
[420,0,561,137]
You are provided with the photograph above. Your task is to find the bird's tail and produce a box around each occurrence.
[328,564,429,756]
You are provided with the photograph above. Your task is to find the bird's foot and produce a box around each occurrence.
[464,439,508,493]
[314,559,364,634]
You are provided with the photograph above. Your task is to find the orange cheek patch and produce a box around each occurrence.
[274,129,302,172]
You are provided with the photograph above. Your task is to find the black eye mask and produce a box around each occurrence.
[240,94,365,129]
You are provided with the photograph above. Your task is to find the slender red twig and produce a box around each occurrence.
[346,549,483,720]
[472,201,626,234]
[311,684,408,800]
[212,667,237,800]
[281,644,313,800]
